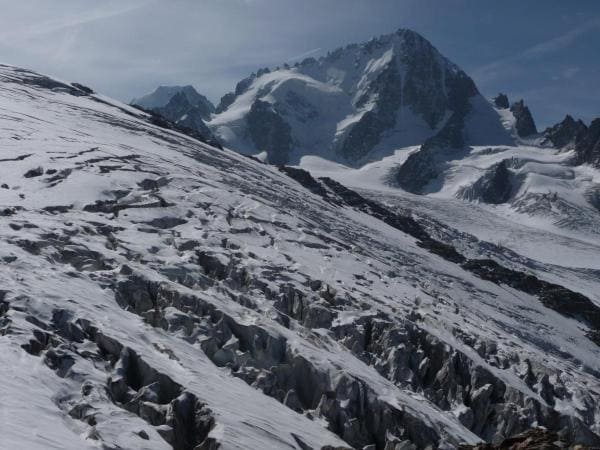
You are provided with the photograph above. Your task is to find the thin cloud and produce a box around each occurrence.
[0,1,154,44]
[561,66,581,80]
[472,18,600,84]
[522,18,600,57]
[286,47,322,62]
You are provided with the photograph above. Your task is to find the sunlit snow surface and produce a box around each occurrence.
[1,65,600,449]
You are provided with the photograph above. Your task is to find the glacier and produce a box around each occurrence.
[1,36,600,450]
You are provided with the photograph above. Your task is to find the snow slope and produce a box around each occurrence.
[1,64,600,449]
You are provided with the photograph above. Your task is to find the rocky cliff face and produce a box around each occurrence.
[575,118,600,168]
[246,99,293,165]
[388,112,467,193]
[493,93,509,109]
[156,92,196,122]
[387,69,479,194]
[338,55,403,161]
[461,428,593,450]
[510,100,538,138]
[207,29,493,166]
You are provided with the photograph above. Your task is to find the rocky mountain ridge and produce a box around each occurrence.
[573,119,600,168]
[132,85,219,146]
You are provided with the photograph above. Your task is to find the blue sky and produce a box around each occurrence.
[0,0,598,128]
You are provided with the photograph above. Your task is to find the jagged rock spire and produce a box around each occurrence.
[493,93,509,109]
[510,99,537,137]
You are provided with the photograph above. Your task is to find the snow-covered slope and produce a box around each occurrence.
[2,64,600,450]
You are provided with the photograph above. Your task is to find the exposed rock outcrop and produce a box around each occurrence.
[131,86,219,146]
[246,99,293,165]
[457,159,517,204]
[338,56,403,161]
[388,112,467,193]
[460,427,593,450]
[510,100,538,137]
[493,94,509,109]
[574,118,600,168]
[176,107,217,144]
[386,56,480,193]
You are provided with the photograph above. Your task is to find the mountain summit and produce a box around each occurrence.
[132,85,218,145]
[133,85,215,121]
[207,29,510,165]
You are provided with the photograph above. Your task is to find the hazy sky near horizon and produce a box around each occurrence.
[0,0,598,127]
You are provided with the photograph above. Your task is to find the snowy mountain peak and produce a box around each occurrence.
[132,85,219,145]
[133,85,215,120]
[207,28,497,166]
